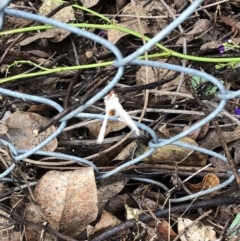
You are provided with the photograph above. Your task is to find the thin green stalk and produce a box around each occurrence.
[0,61,112,84]
[8,60,52,71]
[1,23,240,63]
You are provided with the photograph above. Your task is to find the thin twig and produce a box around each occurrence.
[91,198,240,241]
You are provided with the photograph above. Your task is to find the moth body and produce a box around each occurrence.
[97,91,140,144]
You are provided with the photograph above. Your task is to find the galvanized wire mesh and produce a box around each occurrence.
[0,0,239,202]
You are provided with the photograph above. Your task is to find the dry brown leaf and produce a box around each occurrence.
[218,204,236,223]
[207,130,240,166]
[108,0,171,44]
[232,37,240,45]
[0,124,8,135]
[0,111,57,151]
[111,140,138,163]
[136,60,179,86]
[38,0,75,42]
[136,62,165,85]
[107,19,141,44]
[209,156,230,171]
[1,232,21,241]
[176,19,211,44]
[183,125,201,141]
[130,194,156,210]
[27,104,55,113]
[0,111,10,122]
[161,75,190,95]
[197,121,209,140]
[200,126,240,150]
[86,225,95,239]
[87,120,128,138]
[19,31,56,46]
[106,193,130,215]
[25,202,50,241]
[209,139,240,171]
[185,173,219,193]
[136,61,182,104]
[0,148,15,176]
[228,139,240,164]
[200,40,221,51]
[0,183,8,199]
[183,120,209,141]
[97,177,129,212]
[159,123,170,138]
[174,0,185,8]
[116,0,128,12]
[10,191,27,219]
[25,169,98,240]
[81,0,99,8]
[178,218,216,241]
[137,137,207,166]
[94,210,121,232]
[27,50,49,58]
[24,77,59,95]
[158,220,177,241]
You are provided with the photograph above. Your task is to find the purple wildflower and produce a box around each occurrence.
[234,107,240,115]
[218,45,225,56]
[99,30,106,36]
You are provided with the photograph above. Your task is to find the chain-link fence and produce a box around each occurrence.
[0,0,239,203]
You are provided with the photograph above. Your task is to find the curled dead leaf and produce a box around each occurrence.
[219,16,237,32]
[185,173,219,193]
[158,220,177,241]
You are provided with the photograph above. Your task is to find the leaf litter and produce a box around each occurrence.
[1,0,240,241]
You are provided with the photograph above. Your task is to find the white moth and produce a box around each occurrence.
[97,91,140,144]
